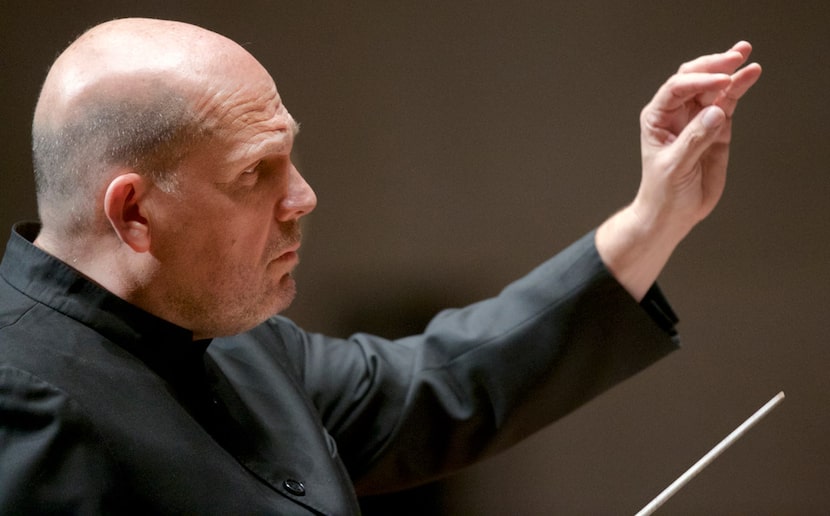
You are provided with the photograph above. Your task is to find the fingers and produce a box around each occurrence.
[645,42,762,134]
[649,72,732,114]
[675,41,761,115]
[677,41,752,74]
[658,104,730,200]
[715,62,763,116]
[728,40,753,60]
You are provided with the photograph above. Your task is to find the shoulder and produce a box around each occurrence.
[0,365,76,420]
[0,364,111,473]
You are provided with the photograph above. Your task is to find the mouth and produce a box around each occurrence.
[273,242,301,263]
[268,223,303,264]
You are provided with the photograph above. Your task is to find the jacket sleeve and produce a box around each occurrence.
[269,231,679,494]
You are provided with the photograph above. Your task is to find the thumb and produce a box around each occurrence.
[700,105,727,131]
[671,105,727,173]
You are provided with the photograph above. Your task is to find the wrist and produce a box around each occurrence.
[595,204,683,301]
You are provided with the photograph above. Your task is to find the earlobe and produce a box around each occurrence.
[104,173,151,253]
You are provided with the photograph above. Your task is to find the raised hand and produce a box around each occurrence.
[597,42,762,300]
[635,41,763,236]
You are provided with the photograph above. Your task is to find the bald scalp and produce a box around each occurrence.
[31,18,252,238]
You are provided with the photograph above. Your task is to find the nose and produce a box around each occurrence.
[276,163,317,221]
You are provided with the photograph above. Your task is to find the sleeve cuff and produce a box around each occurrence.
[640,284,679,336]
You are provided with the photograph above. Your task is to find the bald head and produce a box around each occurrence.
[33,18,273,239]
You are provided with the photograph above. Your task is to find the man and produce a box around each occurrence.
[0,17,760,515]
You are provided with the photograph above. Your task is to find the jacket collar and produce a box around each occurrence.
[0,222,210,385]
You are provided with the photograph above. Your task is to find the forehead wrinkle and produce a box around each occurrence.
[202,82,297,156]
[226,113,299,170]
[240,109,296,154]
[203,84,279,129]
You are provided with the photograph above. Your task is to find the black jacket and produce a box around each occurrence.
[0,223,678,514]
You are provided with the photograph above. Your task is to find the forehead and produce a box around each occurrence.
[199,76,299,163]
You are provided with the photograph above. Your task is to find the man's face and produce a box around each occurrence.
[146,70,317,339]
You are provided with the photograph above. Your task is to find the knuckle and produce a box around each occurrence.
[685,129,705,147]
[639,106,665,134]
[639,110,656,132]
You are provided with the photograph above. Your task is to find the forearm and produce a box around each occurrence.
[335,232,679,493]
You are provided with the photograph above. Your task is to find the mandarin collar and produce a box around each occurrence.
[0,222,211,385]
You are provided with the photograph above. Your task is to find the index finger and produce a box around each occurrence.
[649,72,732,113]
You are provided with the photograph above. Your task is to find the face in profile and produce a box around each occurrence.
[146,60,317,339]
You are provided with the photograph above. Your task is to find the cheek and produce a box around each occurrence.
[215,228,272,271]
[171,195,274,268]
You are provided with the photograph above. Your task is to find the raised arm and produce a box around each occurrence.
[596,42,762,300]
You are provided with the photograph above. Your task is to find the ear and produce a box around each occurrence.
[103,173,151,253]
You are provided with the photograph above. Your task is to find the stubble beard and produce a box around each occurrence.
[175,222,304,339]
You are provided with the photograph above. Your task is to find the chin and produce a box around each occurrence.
[199,276,298,339]
[258,274,298,318]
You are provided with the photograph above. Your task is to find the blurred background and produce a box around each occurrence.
[2,1,828,513]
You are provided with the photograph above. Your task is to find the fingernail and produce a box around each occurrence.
[702,106,725,129]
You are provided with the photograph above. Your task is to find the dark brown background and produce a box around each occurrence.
[2,1,828,514]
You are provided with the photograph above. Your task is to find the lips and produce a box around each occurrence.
[277,250,298,261]
[273,242,300,262]
[268,223,302,262]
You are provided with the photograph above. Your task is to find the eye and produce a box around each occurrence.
[242,161,262,175]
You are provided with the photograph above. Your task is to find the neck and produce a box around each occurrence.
[35,227,142,300]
